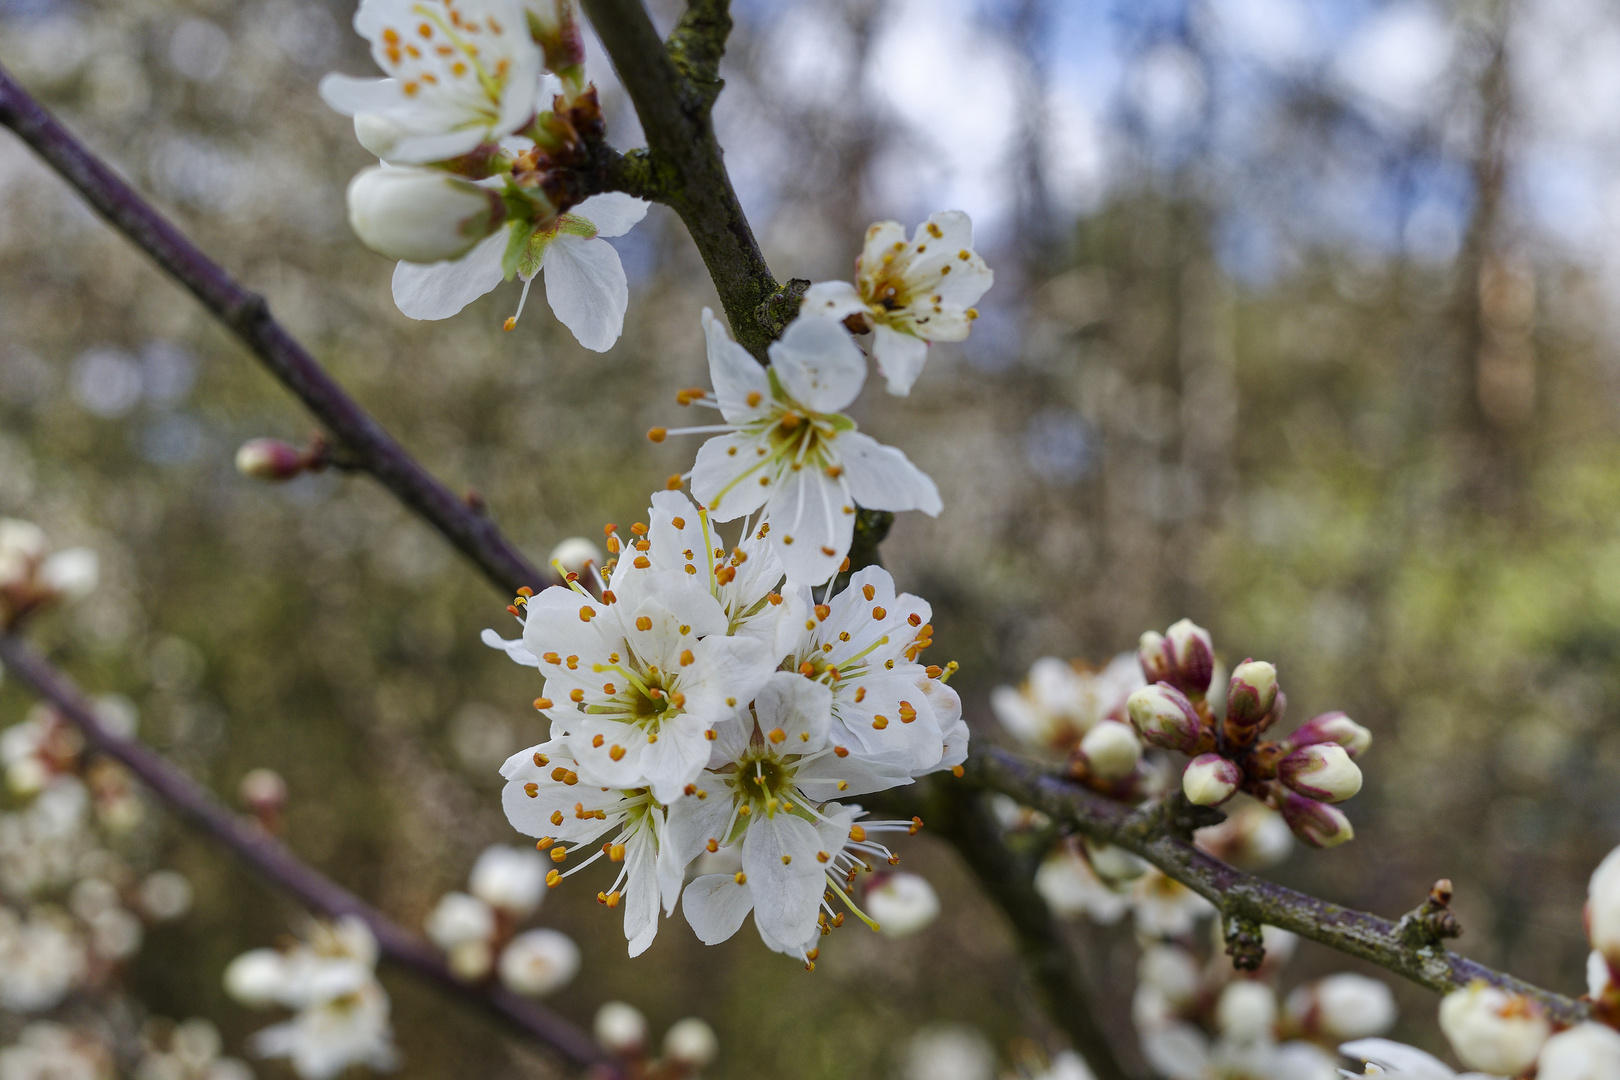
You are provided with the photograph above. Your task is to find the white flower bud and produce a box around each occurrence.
[1165,618,1215,694]
[1225,659,1278,731]
[1079,721,1142,781]
[1083,839,1149,885]
[234,438,307,482]
[866,873,940,938]
[424,891,495,951]
[1127,684,1204,754]
[89,907,142,960]
[447,938,493,980]
[1589,950,1616,1000]
[1278,743,1363,803]
[468,845,546,920]
[39,548,97,599]
[346,166,505,263]
[1437,982,1550,1075]
[0,518,47,585]
[1537,1022,1620,1080]
[594,1001,647,1055]
[548,537,604,580]
[1138,944,1202,1007]
[1276,791,1354,848]
[1286,974,1396,1039]
[136,870,194,922]
[1215,980,1277,1043]
[498,929,580,997]
[238,767,288,814]
[1286,710,1372,757]
[1182,753,1242,806]
[662,1018,719,1069]
[1034,847,1128,924]
[1590,845,1620,965]
[223,948,288,1007]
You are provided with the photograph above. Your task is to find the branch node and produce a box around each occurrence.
[228,290,270,332]
[1223,911,1266,972]
[1398,877,1464,949]
[755,277,809,339]
[667,0,732,110]
[1164,791,1226,840]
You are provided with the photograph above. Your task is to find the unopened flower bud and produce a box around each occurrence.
[1590,846,1620,967]
[662,1018,719,1069]
[238,768,287,815]
[137,870,194,922]
[1164,619,1215,692]
[1438,982,1550,1075]
[1182,753,1242,806]
[223,949,289,1007]
[549,537,604,581]
[594,1001,648,1055]
[1137,630,1171,684]
[425,891,496,951]
[1285,974,1395,1039]
[1276,791,1354,848]
[1538,1022,1620,1080]
[469,845,546,920]
[40,548,99,599]
[1079,721,1142,781]
[447,938,493,980]
[1084,839,1149,885]
[1285,711,1372,757]
[346,166,506,263]
[235,438,307,481]
[498,929,580,996]
[1277,743,1362,803]
[866,873,940,938]
[525,0,586,73]
[1127,684,1204,754]
[1215,980,1278,1043]
[1225,659,1278,732]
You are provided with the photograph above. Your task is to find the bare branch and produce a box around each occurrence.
[579,0,794,357]
[0,65,543,598]
[969,746,1592,1026]
[0,632,612,1073]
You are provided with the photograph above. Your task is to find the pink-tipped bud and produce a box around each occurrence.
[1285,711,1372,758]
[1276,791,1354,848]
[1139,619,1215,696]
[1078,721,1142,781]
[234,439,307,481]
[1127,683,1204,754]
[1225,659,1278,731]
[1277,743,1362,803]
[1182,754,1242,806]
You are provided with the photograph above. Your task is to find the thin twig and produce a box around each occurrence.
[0,633,612,1072]
[0,65,543,599]
[969,746,1592,1026]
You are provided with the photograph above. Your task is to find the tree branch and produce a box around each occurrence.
[579,0,790,358]
[0,65,543,599]
[968,746,1591,1026]
[0,632,611,1072]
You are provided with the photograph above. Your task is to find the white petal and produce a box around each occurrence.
[392,228,507,320]
[574,192,650,238]
[623,832,662,957]
[386,128,491,166]
[801,280,870,321]
[767,315,867,413]
[752,672,833,749]
[703,308,771,424]
[666,783,736,865]
[794,750,913,800]
[542,235,629,352]
[318,74,401,116]
[765,465,853,586]
[691,432,773,521]
[834,430,942,515]
[480,627,540,667]
[741,814,825,949]
[681,874,755,945]
[1337,1039,1458,1080]
[870,323,931,395]
[495,48,543,140]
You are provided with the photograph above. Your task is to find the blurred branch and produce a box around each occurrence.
[0,632,611,1073]
[967,746,1592,1026]
[0,65,544,598]
[579,0,794,358]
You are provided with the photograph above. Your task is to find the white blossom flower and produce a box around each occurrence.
[0,1023,114,1080]
[1193,800,1294,871]
[1215,980,1278,1043]
[802,212,994,395]
[225,916,397,1080]
[0,906,86,1012]
[1436,983,1549,1075]
[392,192,649,352]
[1337,1038,1501,1079]
[991,653,1142,754]
[468,844,546,919]
[1537,1023,1620,1080]
[345,166,506,263]
[499,738,681,956]
[1034,843,1128,925]
[1131,869,1215,939]
[669,672,916,959]
[497,928,579,996]
[318,0,541,166]
[666,309,941,585]
[0,519,98,622]
[776,565,954,773]
[865,872,939,937]
[511,571,774,803]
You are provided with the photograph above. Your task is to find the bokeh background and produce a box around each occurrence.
[3,0,1620,1075]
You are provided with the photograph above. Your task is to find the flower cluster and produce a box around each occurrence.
[488,488,962,962]
[1124,619,1372,849]
[224,916,397,1080]
[0,517,97,627]
[421,842,580,995]
[992,651,1147,796]
[321,0,650,350]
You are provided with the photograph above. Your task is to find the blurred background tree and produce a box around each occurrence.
[4,0,1620,1075]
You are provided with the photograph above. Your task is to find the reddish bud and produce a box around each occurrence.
[1182,753,1243,806]
[1127,683,1204,754]
[1284,711,1372,758]
[1276,790,1354,848]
